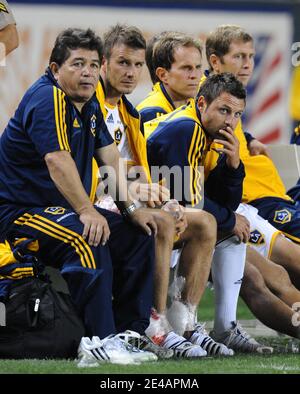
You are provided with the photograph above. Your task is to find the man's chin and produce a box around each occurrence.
[76,93,94,102]
[238,76,250,87]
[121,88,134,95]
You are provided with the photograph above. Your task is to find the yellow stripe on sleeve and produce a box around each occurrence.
[58,89,71,152]
[188,124,202,206]
[53,87,70,151]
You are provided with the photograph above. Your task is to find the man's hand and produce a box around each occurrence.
[214,126,240,169]
[175,212,188,236]
[129,207,158,236]
[129,181,170,208]
[233,213,250,243]
[248,139,269,157]
[79,207,110,247]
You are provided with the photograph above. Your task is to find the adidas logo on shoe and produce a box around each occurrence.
[190,323,234,356]
[162,331,207,358]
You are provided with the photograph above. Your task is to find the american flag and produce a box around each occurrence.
[242,33,290,144]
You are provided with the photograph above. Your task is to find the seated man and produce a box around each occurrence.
[145,73,270,353]
[0,28,158,365]
[96,24,230,357]
[205,25,300,278]
[139,34,271,353]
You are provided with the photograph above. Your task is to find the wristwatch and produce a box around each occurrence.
[121,202,137,219]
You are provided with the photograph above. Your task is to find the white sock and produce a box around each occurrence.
[212,236,246,333]
[166,300,189,336]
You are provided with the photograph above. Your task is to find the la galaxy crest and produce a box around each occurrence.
[273,209,291,224]
[45,207,66,215]
[90,115,96,137]
[114,128,122,145]
[248,229,265,245]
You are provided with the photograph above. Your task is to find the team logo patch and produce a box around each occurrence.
[249,229,265,245]
[90,114,96,136]
[45,207,66,215]
[0,3,8,13]
[273,209,291,224]
[114,128,122,145]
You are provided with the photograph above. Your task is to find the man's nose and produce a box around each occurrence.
[243,56,252,68]
[225,116,234,128]
[82,65,92,76]
[126,67,134,77]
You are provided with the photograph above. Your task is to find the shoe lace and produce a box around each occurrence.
[112,331,144,353]
[227,322,259,350]
[195,322,209,336]
[233,322,259,344]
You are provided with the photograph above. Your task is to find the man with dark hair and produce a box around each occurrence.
[0,0,18,60]
[145,73,269,353]
[0,27,159,365]
[139,31,273,353]
[95,25,226,358]
[137,31,203,124]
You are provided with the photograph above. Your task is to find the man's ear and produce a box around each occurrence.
[209,54,221,73]
[49,62,59,80]
[197,95,206,113]
[155,67,168,84]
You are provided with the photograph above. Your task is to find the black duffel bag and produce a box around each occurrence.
[0,276,85,359]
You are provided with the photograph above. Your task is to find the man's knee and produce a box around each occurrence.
[154,210,175,242]
[241,262,268,300]
[188,210,217,242]
[268,264,294,296]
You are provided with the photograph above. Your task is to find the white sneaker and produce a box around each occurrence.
[189,323,234,356]
[77,335,140,367]
[162,331,207,358]
[210,322,273,354]
[118,330,174,359]
[112,331,158,362]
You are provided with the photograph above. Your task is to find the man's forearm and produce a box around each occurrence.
[45,151,94,214]
[96,144,135,209]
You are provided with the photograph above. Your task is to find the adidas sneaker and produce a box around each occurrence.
[189,323,234,356]
[162,331,207,358]
[112,331,158,362]
[118,330,174,359]
[210,322,273,354]
[77,335,139,367]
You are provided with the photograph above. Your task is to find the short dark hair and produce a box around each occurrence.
[206,25,253,71]
[49,28,103,66]
[103,24,146,60]
[145,31,182,84]
[145,32,169,84]
[197,72,246,106]
[150,32,202,83]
